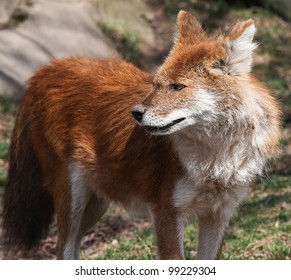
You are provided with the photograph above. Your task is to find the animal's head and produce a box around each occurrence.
[132,11,258,135]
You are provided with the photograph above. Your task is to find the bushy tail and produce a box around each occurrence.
[2,107,54,255]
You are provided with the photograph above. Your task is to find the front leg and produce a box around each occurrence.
[153,209,184,260]
[197,211,229,260]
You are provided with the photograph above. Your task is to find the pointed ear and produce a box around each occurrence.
[175,10,207,45]
[225,19,257,76]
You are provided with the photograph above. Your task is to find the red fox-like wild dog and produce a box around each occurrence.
[2,11,281,259]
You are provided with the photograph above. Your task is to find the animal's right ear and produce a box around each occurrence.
[225,19,257,76]
[174,11,207,45]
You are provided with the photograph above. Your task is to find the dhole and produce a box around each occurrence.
[2,11,281,259]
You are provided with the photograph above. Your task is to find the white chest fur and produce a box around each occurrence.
[171,127,266,221]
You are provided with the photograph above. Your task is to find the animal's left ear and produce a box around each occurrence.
[175,10,207,45]
[225,19,257,76]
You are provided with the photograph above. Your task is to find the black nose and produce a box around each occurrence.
[131,105,146,123]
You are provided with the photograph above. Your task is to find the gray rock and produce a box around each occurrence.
[0,0,22,26]
[0,0,117,102]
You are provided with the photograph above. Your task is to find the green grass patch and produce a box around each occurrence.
[0,168,6,188]
[101,227,156,260]
[222,175,291,259]
[0,142,9,160]
[99,175,290,260]
[98,22,139,63]
[0,96,15,114]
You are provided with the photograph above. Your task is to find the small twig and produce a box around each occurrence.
[136,234,153,257]
[238,236,275,258]
[249,237,274,252]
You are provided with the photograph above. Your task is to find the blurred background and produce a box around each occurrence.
[0,0,290,259]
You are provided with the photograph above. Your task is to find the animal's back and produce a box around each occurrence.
[24,56,179,204]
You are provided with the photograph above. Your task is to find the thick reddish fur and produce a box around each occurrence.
[2,57,185,258]
[2,11,281,260]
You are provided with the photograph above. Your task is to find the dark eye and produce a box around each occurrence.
[170,84,186,91]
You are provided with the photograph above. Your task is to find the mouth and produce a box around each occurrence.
[145,118,186,134]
